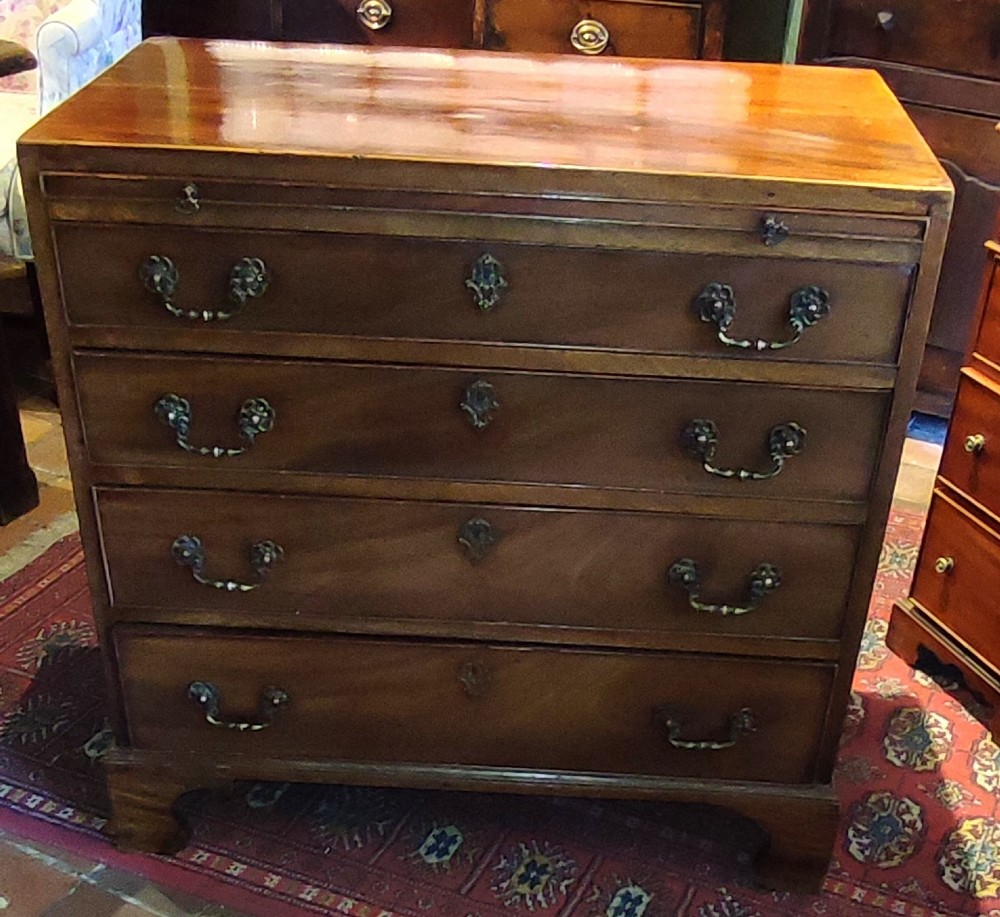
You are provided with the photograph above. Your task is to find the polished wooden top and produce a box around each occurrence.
[22,38,950,195]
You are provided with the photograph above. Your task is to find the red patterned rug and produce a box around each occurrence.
[1,508,999,917]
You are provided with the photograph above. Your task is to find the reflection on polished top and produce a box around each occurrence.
[22,37,949,193]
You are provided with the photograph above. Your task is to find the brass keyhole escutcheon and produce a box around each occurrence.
[934,556,955,574]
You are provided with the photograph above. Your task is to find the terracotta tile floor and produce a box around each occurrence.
[0,396,944,915]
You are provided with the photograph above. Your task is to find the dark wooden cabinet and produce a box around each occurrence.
[143,0,728,58]
[799,0,1000,416]
[889,242,1000,733]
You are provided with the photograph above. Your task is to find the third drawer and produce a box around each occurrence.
[96,486,862,644]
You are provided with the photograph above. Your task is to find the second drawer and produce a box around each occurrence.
[76,352,891,504]
[96,487,862,643]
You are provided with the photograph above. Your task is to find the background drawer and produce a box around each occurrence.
[95,487,862,645]
[115,626,834,783]
[911,492,1000,664]
[487,0,702,58]
[330,0,476,47]
[938,370,1000,519]
[829,0,1000,80]
[54,225,915,367]
[75,353,891,504]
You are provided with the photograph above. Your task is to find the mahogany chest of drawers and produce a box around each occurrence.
[18,38,952,891]
[889,241,1000,733]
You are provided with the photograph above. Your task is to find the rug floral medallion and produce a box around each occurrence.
[1,510,998,917]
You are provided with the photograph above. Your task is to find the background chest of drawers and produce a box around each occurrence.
[799,0,1000,416]
[889,241,1000,733]
[141,0,728,59]
[18,38,952,891]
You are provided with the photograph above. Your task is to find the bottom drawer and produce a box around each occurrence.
[115,627,834,784]
[911,490,1000,664]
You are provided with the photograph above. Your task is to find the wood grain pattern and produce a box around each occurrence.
[53,223,916,367]
[115,626,834,783]
[20,39,950,199]
[95,486,861,645]
[74,352,891,504]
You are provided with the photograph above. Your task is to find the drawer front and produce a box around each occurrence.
[115,627,834,783]
[76,353,891,503]
[911,492,1000,665]
[829,0,1000,81]
[487,0,702,58]
[974,246,1000,367]
[54,224,914,367]
[96,487,862,642]
[938,370,1000,518]
[331,0,476,47]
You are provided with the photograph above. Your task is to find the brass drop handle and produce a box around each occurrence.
[461,379,499,430]
[187,681,289,731]
[458,517,499,562]
[876,10,895,30]
[681,419,806,481]
[172,535,284,592]
[654,707,757,751]
[466,253,507,312]
[667,558,781,616]
[154,394,275,457]
[140,255,270,321]
[176,182,200,214]
[935,556,955,574]
[570,19,610,55]
[694,283,830,351]
[965,433,986,455]
[357,0,392,29]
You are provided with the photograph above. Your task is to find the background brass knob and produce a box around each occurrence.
[570,19,610,55]
[357,0,392,30]
[934,556,955,574]
[965,433,986,454]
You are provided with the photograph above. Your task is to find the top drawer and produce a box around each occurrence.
[53,223,915,367]
[829,0,1000,81]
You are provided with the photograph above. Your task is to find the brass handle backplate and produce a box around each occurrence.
[466,253,507,312]
[667,558,780,616]
[570,18,610,54]
[357,0,392,29]
[681,418,806,481]
[654,707,757,751]
[140,255,270,322]
[965,433,986,454]
[154,394,275,457]
[694,283,830,351]
[172,535,283,591]
[461,379,499,430]
[187,681,289,731]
